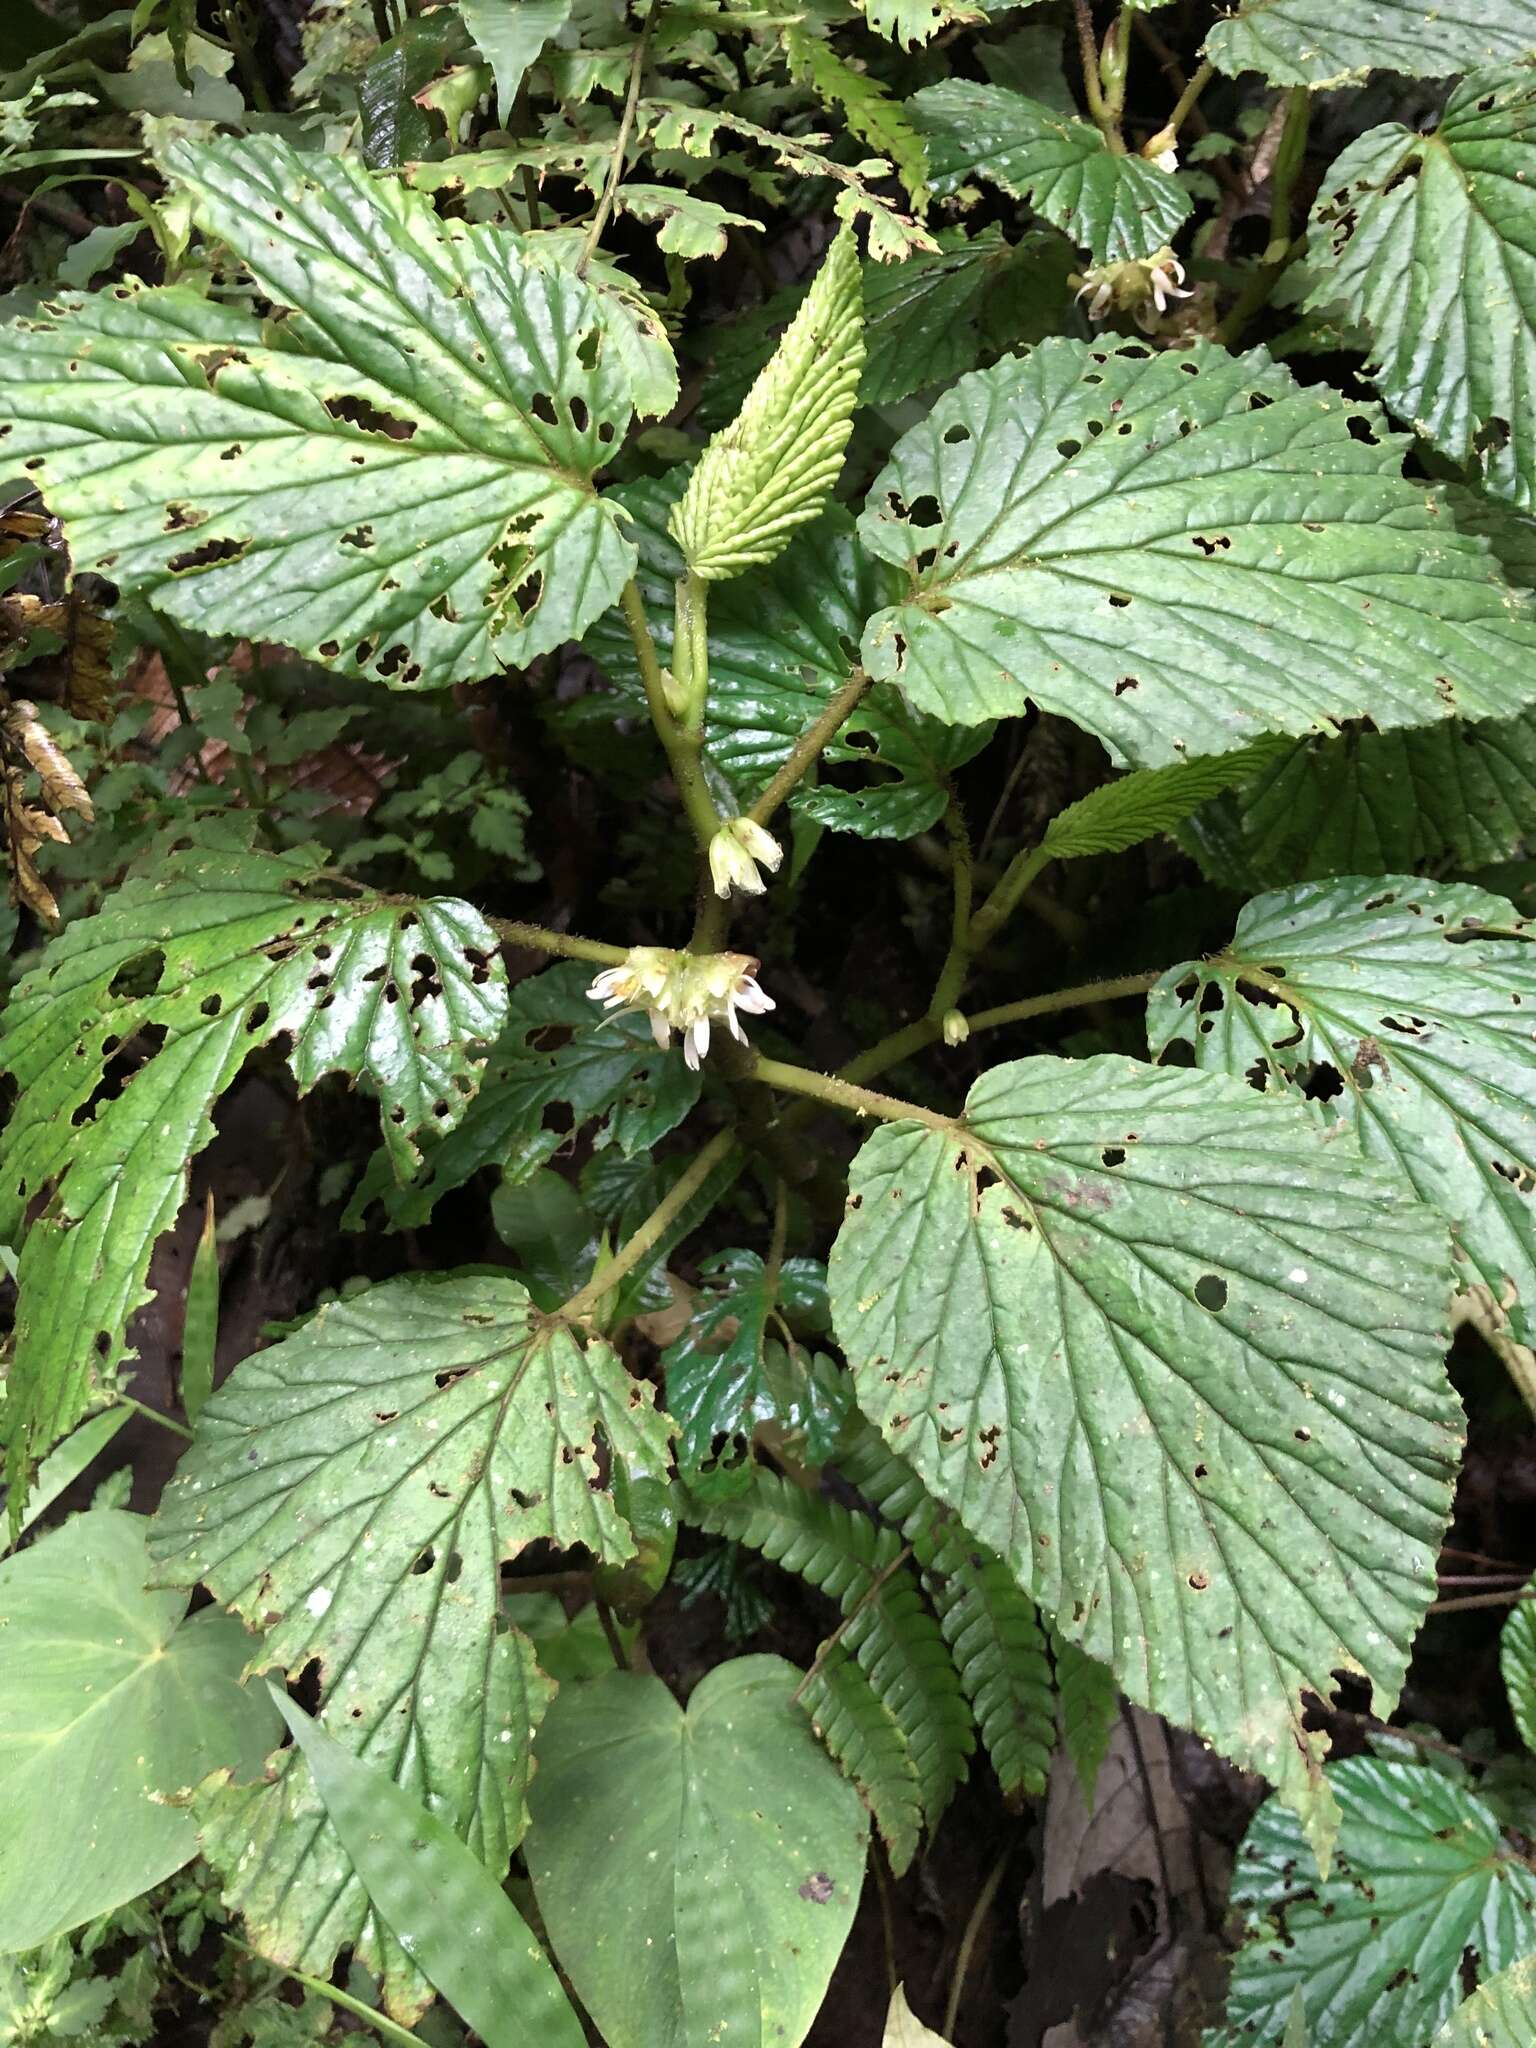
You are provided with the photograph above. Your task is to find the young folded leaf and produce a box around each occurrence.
[669,228,865,581]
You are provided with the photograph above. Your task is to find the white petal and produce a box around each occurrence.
[692,1016,711,1061]
[734,978,774,1015]
[649,1008,672,1049]
[727,1008,748,1043]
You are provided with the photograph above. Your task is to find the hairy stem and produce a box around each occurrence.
[748,666,873,829]
[486,917,628,966]
[1072,0,1117,143]
[560,1128,736,1324]
[749,1054,950,1131]
[577,14,651,275]
[839,971,1164,1088]
[621,579,721,854]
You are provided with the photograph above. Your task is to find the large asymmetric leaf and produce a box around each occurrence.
[912,80,1190,264]
[0,136,637,687]
[0,1510,278,1953]
[582,481,988,839]
[828,1055,1460,1844]
[272,1694,584,2048]
[1150,877,1536,1341]
[1203,1,1536,87]
[150,1273,669,2018]
[0,838,507,1489]
[525,1658,868,2048]
[1218,1760,1536,2045]
[458,0,571,120]
[858,338,1536,767]
[1307,66,1536,513]
[1436,1955,1536,2048]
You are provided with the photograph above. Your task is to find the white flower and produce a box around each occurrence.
[585,946,774,1070]
[1150,145,1179,175]
[708,816,784,899]
[1072,245,1193,333]
[1146,250,1192,316]
[941,1008,970,1048]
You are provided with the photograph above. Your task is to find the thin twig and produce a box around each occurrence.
[560,1128,735,1324]
[578,16,652,276]
[113,1393,195,1442]
[487,916,628,966]
[1429,1587,1536,1616]
[747,667,873,829]
[595,1594,631,1670]
[943,1845,1012,2040]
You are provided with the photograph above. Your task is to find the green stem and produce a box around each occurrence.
[577,14,651,275]
[926,796,974,1020]
[840,971,1163,1088]
[560,1128,735,1324]
[748,666,873,829]
[224,1940,420,2048]
[676,572,710,738]
[943,1847,1012,2041]
[964,842,1053,959]
[1072,0,1117,143]
[621,580,721,855]
[218,0,272,111]
[1161,59,1213,145]
[486,917,628,966]
[748,1054,950,1131]
[113,1393,195,1443]
[1217,87,1310,346]
[1099,4,1135,136]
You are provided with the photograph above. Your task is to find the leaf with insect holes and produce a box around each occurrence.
[858,337,1536,767]
[829,1056,1460,1855]
[670,228,864,580]
[784,27,929,207]
[1436,1955,1536,2048]
[149,1273,669,2020]
[1150,876,1536,1343]
[0,135,637,690]
[1204,0,1536,87]
[0,837,507,1498]
[913,80,1190,264]
[1218,1760,1536,2044]
[1306,65,1536,513]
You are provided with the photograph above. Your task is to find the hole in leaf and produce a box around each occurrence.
[324,394,417,440]
[1194,1273,1228,1313]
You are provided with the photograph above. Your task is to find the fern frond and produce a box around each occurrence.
[689,1471,972,1831]
[1053,1629,1118,1807]
[801,1646,924,1874]
[840,1425,1053,1799]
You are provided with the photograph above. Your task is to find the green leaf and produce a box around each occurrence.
[0,839,507,1488]
[1150,876,1536,1342]
[1037,737,1290,862]
[0,136,637,688]
[912,80,1190,264]
[1,1407,131,1541]
[582,480,985,839]
[525,1657,869,2048]
[800,1647,924,1873]
[1500,1584,1536,1756]
[359,14,466,170]
[1435,1954,1536,2048]
[458,0,571,121]
[351,959,701,1231]
[1178,714,1536,892]
[270,1690,584,2048]
[828,1055,1460,1849]
[855,0,985,50]
[1053,1634,1118,1808]
[0,1509,278,1952]
[670,228,864,580]
[150,1272,668,2017]
[1306,66,1536,513]
[858,337,1536,767]
[663,1248,831,1495]
[691,1470,974,1834]
[1219,1759,1536,2044]
[784,26,929,207]
[612,184,760,260]
[858,231,1007,404]
[1204,0,1536,87]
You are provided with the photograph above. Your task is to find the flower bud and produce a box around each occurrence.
[708,816,784,899]
[942,1009,970,1047]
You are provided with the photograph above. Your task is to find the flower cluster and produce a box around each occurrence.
[587,946,774,1070]
[1072,245,1193,332]
[708,816,782,898]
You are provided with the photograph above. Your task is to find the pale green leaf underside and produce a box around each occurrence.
[1307,67,1536,514]
[1435,1955,1536,2048]
[828,1055,1460,1840]
[0,840,506,1480]
[0,1510,278,1953]
[525,1659,869,2048]
[0,136,636,688]
[459,0,571,121]
[272,1694,585,2048]
[912,80,1190,264]
[150,1273,666,2017]
[1150,876,1536,1343]
[1220,1759,1536,2045]
[1204,0,1536,87]
[1039,737,1290,861]
[858,337,1536,768]
[671,228,864,580]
